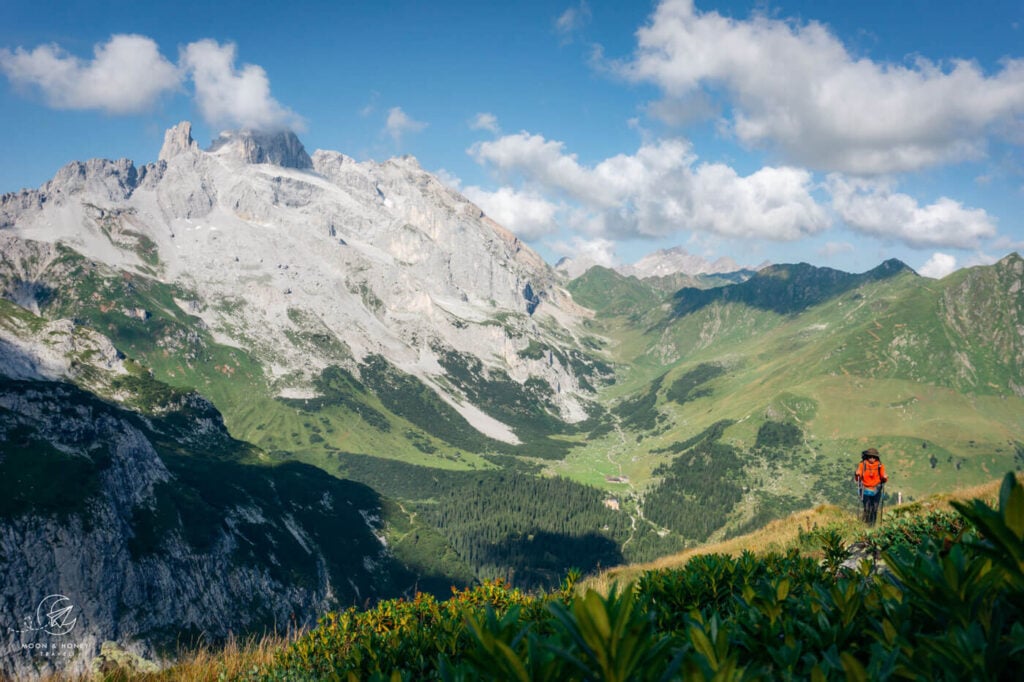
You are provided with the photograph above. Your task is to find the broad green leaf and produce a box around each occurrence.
[840,652,868,682]
[689,626,718,668]
[492,640,530,682]
[1001,472,1024,539]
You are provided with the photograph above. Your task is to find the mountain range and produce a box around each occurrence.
[555,245,763,286]
[1,123,1022,676]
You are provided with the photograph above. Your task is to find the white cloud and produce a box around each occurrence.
[462,185,561,240]
[470,112,500,133]
[918,252,958,279]
[617,0,1024,174]
[1,35,301,131]
[828,176,997,249]
[434,168,462,190]
[992,235,1024,253]
[470,131,829,241]
[556,2,592,41]
[645,92,718,127]
[385,106,428,143]
[0,34,180,114]
[551,236,619,269]
[180,40,300,131]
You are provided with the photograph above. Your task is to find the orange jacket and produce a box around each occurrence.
[856,458,887,489]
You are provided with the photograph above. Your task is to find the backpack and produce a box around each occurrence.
[858,458,884,489]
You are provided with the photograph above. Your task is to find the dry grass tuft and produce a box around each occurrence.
[41,632,292,682]
[138,633,288,682]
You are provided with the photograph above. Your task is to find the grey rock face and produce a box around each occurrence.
[207,129,313,169]
[158,121,199,162]
[0,375,403,679]
[0,121,616,676]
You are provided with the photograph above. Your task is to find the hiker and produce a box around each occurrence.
[855,448,887,525]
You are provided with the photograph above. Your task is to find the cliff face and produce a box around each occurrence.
[0,351,406,678]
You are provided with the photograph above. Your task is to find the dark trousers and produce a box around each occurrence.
[862,491,881,524]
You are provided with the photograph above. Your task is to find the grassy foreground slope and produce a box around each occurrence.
[85,472,1024,681]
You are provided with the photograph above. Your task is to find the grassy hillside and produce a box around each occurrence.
[585,474,1012,591]
[550,255,1024,563]
[567,266,667,320]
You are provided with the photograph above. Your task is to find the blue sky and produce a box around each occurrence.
[2,0,1023,277]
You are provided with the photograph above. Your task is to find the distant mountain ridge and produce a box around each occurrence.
[672,258,915,316]
[556,245,764,282]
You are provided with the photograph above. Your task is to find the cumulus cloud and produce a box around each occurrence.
[828,176,997,249]
[385,106,428,143]
[470,112,500,133]
[549,236,620,276]
[470,131,829,241]
[1,34,302,131]
[462,185,561,240]
[918,252,958,279]
[0,34,180,113]
[617,0,1024,174]
[180,40,300,131]
[563,236,619,267]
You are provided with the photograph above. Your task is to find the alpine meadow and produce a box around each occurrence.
[2,0,1024,679]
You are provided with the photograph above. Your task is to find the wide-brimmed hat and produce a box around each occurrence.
[861,447,880,459]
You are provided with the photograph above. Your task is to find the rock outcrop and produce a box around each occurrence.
[207,128,313,169]
[158,121,199,162]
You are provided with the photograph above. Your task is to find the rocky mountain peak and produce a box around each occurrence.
[206,128,313,169]
[622,247,742,279]
[997,252,1023,271]
[158,121,199,161]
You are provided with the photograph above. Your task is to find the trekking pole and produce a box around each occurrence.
[878,483,886,524]
[858,480,865,522]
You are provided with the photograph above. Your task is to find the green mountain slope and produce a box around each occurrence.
[554,254,1024,561]
[567,266,667,320]
[671,258,913,316]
